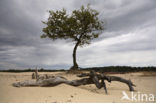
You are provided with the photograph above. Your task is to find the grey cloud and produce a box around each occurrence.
[0,0,156,69]
[106,25,156,52]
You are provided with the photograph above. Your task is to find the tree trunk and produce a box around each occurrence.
[70,41,80,70]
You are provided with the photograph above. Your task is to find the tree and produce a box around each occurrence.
[41,5,104,70]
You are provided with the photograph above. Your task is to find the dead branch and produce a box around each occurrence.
[13,71,136,94]
[77,71,136,91]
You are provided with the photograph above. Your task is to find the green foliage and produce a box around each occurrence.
[0,68,65,72]
[0,66,155,73]
[41,5,104,46]
[81,66,156,73]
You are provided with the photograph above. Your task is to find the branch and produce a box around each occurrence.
[13,71,136,94]
[77,71,136,91]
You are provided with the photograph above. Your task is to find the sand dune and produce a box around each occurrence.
[0,72,156,103]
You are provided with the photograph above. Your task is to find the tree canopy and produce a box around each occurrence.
[41,5,104,70]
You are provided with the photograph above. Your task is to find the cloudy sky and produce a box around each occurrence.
[0,0,156,70]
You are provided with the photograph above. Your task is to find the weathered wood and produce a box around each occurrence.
[35,68,39,80]
[32,73,35,79]
[13,71,136,94]
[13,76,69,87]
[107,76,135,91]
[77,71,136,91]
[32,69,55,81]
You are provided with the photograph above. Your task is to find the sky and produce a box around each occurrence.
[0,0,156,70]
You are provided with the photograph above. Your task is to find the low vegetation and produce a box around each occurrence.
[0,66,156,73]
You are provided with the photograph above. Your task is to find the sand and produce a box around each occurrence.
[0,72,156,103]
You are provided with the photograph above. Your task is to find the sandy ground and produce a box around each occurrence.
[0,72,156,103]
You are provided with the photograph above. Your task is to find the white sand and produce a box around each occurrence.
[0,72,156,103]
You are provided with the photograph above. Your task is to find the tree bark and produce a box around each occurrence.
[71,41,79,70]
[70,40,80,70]
[70,34,84,70]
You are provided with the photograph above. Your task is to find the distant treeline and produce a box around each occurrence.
[0,66,156,73]
[81,66,156,73]
[0,68,65,73]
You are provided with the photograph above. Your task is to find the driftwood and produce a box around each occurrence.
[13,71,136,94]
[77,71,136,93]
[32,69,55,81]
[32,68,39,79]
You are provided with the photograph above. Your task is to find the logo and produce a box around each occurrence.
[121,91,155,102]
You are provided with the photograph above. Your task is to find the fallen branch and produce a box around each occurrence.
[13,71,136,94]
[77,71,136,91]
